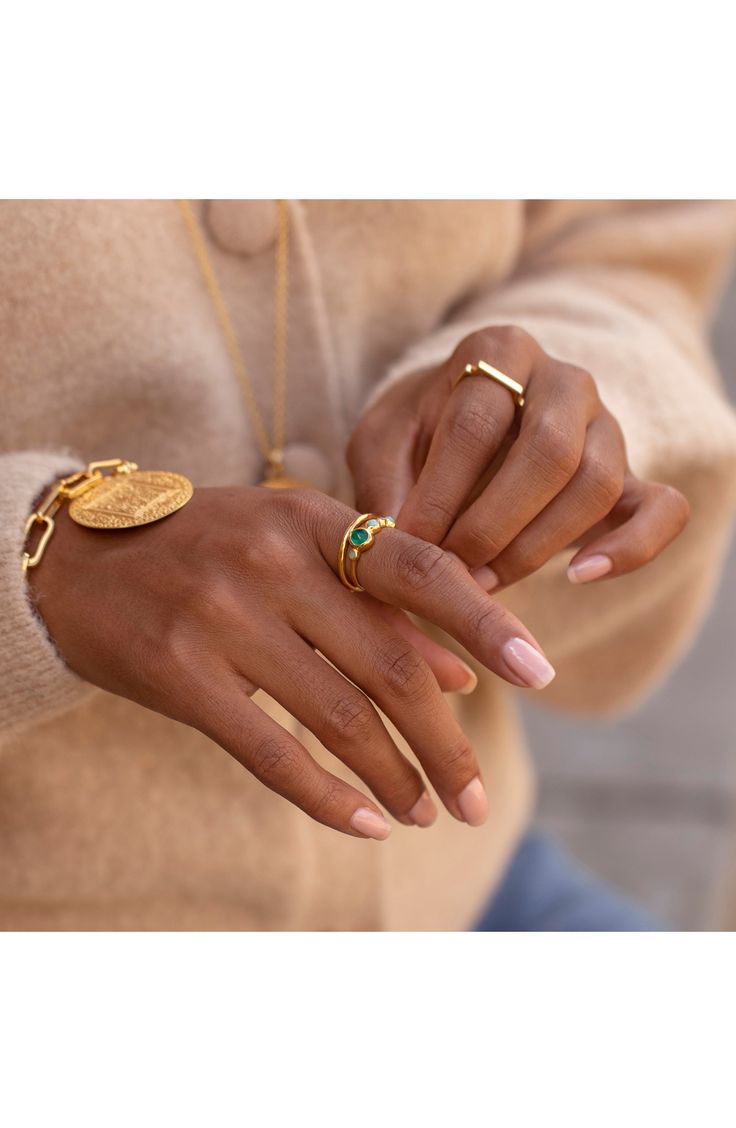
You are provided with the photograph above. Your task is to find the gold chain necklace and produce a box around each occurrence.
[177,199,309,488]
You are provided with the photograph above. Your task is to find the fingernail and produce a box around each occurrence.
[407,791,438,828]
[456,659,478,695]
[567,554,613,584]
[470,565,499,591]
[350,808,392,841]
[456,777,489,827]
[502,637,556,689]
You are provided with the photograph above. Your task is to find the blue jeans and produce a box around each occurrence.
[473,831,662,931]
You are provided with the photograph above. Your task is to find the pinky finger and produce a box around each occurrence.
[567,477,690,583]
[199,673,393,841]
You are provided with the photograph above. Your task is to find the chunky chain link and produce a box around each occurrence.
[21,459,137,572]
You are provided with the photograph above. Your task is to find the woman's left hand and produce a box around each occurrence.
[349,325,690,590]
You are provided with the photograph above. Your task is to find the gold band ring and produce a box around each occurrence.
[454,360,526,409]
[338,513,396,592]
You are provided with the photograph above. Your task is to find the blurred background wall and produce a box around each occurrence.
[528,270,736,930]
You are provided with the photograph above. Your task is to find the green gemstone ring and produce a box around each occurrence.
[338,512,396,592]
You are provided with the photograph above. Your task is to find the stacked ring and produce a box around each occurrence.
[338,513,396,592]
[454,359,526,409]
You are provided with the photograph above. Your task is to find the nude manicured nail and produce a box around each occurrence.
[502,637,556,689]
[456,660,478,695]
[456,777,489,827]
[470,565,499,591]
[350,808,392,841]
[567,554,613,584]
[408,792,438,828]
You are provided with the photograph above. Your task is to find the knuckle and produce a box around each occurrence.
[525,421,581,480]
[311,777,345,819]
[250,735,299,783]
[153,578,216,665]
[465,525,505,564]
[452,522,503,565]
[396,540,455,592]
[488,323,532,352]
[452,329,489,365]
[436,735,475,776]
[376,639,433,700]
[580,455,625,510]
[465,598,506,642]
[497,543,544,582]
[567,364,596,394]
[637,540,658,565]
[268,486,323,544]
[322,691,375,742]
[238,525,287,574]
[156,618,204,689]
[414,493,459,530]
[659,483,691,527]
[196,575,241,624]
[447,402,503,450]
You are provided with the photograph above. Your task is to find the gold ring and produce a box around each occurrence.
[454,360,526,409]
[338,513,396,592]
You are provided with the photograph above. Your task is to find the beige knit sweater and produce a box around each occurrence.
[2,200,735,930]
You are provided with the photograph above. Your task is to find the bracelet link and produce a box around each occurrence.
[20,458,139,572]
[21,513,56,572]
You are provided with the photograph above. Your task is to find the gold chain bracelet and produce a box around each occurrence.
[21,459,194,572]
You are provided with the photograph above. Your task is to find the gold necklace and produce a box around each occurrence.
[177,199,309,489]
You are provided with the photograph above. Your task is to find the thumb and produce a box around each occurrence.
[347,407,418,518]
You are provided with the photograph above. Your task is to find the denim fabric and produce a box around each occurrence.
[473,831,662,932]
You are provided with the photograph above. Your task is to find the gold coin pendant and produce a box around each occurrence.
[68,470,194,529]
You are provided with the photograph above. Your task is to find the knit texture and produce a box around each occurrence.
[0,451,94,734]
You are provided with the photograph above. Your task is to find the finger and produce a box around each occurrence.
[241,620,437,827]
[489,416,626,587]
[348,402,421,518]
[297,574,487,825]
[396,363,517,544]
[197,666,393,840]
[443,363,596,569]
[376,605,477,695]
[316,511,556,691]
[567,476,690,583]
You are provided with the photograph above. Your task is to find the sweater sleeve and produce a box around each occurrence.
[0,450,95,739]
[370,201,736,714]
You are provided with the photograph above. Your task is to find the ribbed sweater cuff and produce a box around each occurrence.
[0,451,95,739]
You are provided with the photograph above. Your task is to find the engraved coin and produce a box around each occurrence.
[68,470,194,529]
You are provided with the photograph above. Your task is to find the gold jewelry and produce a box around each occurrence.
[177,200,309,489]
[455,360,526,409]
[338,513,396,592]
[21,459,193,571]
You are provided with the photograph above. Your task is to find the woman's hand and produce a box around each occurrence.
[28,485,555,839]
[349,325,690,590]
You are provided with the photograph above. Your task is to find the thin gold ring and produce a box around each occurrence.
[454,360,526,409]
[338,513,396,592]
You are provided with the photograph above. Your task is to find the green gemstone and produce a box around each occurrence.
[350,528,370,546]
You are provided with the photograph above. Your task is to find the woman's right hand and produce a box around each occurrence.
[28,486,555,839]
